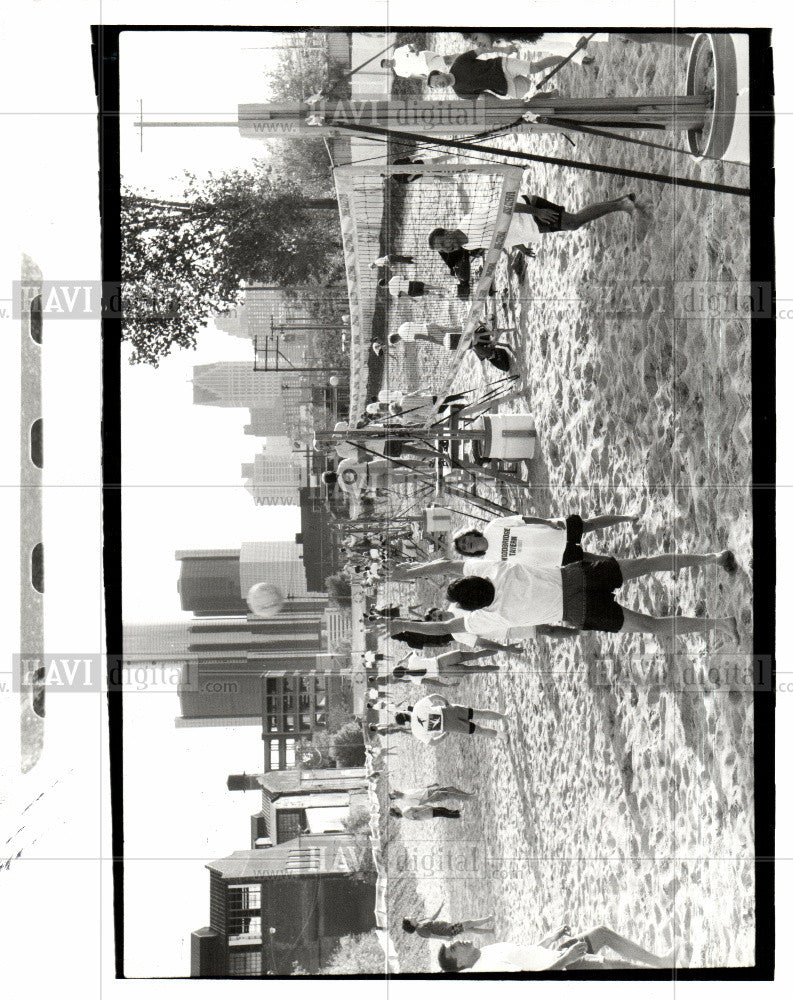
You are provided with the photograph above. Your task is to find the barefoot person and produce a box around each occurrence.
[466,32,594,63]
[428,192,642,262]
[388,322,516,374]
[381,45,452,79]
[391,662,460,689]
[403,905,495,940]
[411,694,509,744]
[398,649,502,681]
[389,804,461,820]
[379,275,447,300]
[437,924,675,972]
[390,785,473,806]
[388,548,740,643]
[428,49,573,100]
[452,512,638,564]
[370,253,415,268]
[388,321,514,349]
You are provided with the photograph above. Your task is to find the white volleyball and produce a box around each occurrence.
[246,582,286,618]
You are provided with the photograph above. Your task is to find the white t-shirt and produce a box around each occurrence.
[447,604,535,646]
[481,515,567,566]
[392,45,447,77]
[467,942,560,972]
[406,654,440,677]
[396,321,429,341]
[337,457,388,493]
[333,421,360,460]
[458,204,541,251]
[388,275,410,297]
[461,557,564,630]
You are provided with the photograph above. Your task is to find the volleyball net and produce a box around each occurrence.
[332,160,524,420]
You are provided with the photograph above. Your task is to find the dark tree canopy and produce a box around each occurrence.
[121,163,343,366]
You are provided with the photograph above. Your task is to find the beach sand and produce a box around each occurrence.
[376,34,754,971]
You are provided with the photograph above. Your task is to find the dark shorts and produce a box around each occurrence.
[441,705,476,734]
[391,632,455,649]
[561,514,588,566]
[523,194,566,233]
[561,557,624,632]
[408,280,425,296]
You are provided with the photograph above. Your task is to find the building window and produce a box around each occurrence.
[263,677,331,770]
[229,885,261,911]
[228,948,262,975]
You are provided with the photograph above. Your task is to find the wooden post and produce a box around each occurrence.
[238,94,709,140]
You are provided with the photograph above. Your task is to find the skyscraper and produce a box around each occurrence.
[241,451,308,506]
[192,362,313,440]
[176,541,325,618]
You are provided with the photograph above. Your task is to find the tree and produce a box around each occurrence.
[262,38,349,192]
[121,165,343,365]
[331,721,365,767]
[324,573,352,607]
[323,933,385,975]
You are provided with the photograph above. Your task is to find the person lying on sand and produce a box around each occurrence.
[438,924,676,972]
[429,193,645,264]
[404,906,495,940]
[388,547,740,643]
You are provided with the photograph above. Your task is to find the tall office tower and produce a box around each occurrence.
[241,452,308,506]
[176,542,324,619]
[238,540,309,597]
[176,549,249,617]
[192,362,312,436]
[122,621,192,661]
[243,407,289,438]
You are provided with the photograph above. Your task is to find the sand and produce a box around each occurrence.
[373,34,754,971]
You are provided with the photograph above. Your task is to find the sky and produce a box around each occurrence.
[117,31,335,974]
[119,31,304,624]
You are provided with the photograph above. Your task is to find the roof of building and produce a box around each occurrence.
[206,834,361,880]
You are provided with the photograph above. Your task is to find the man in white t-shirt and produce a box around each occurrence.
[437,924,674,972]
[453,512,639,565]
[379,275,446,299]
[381,45,452,78]
[390,544,741,643]
[428,191,642,260]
